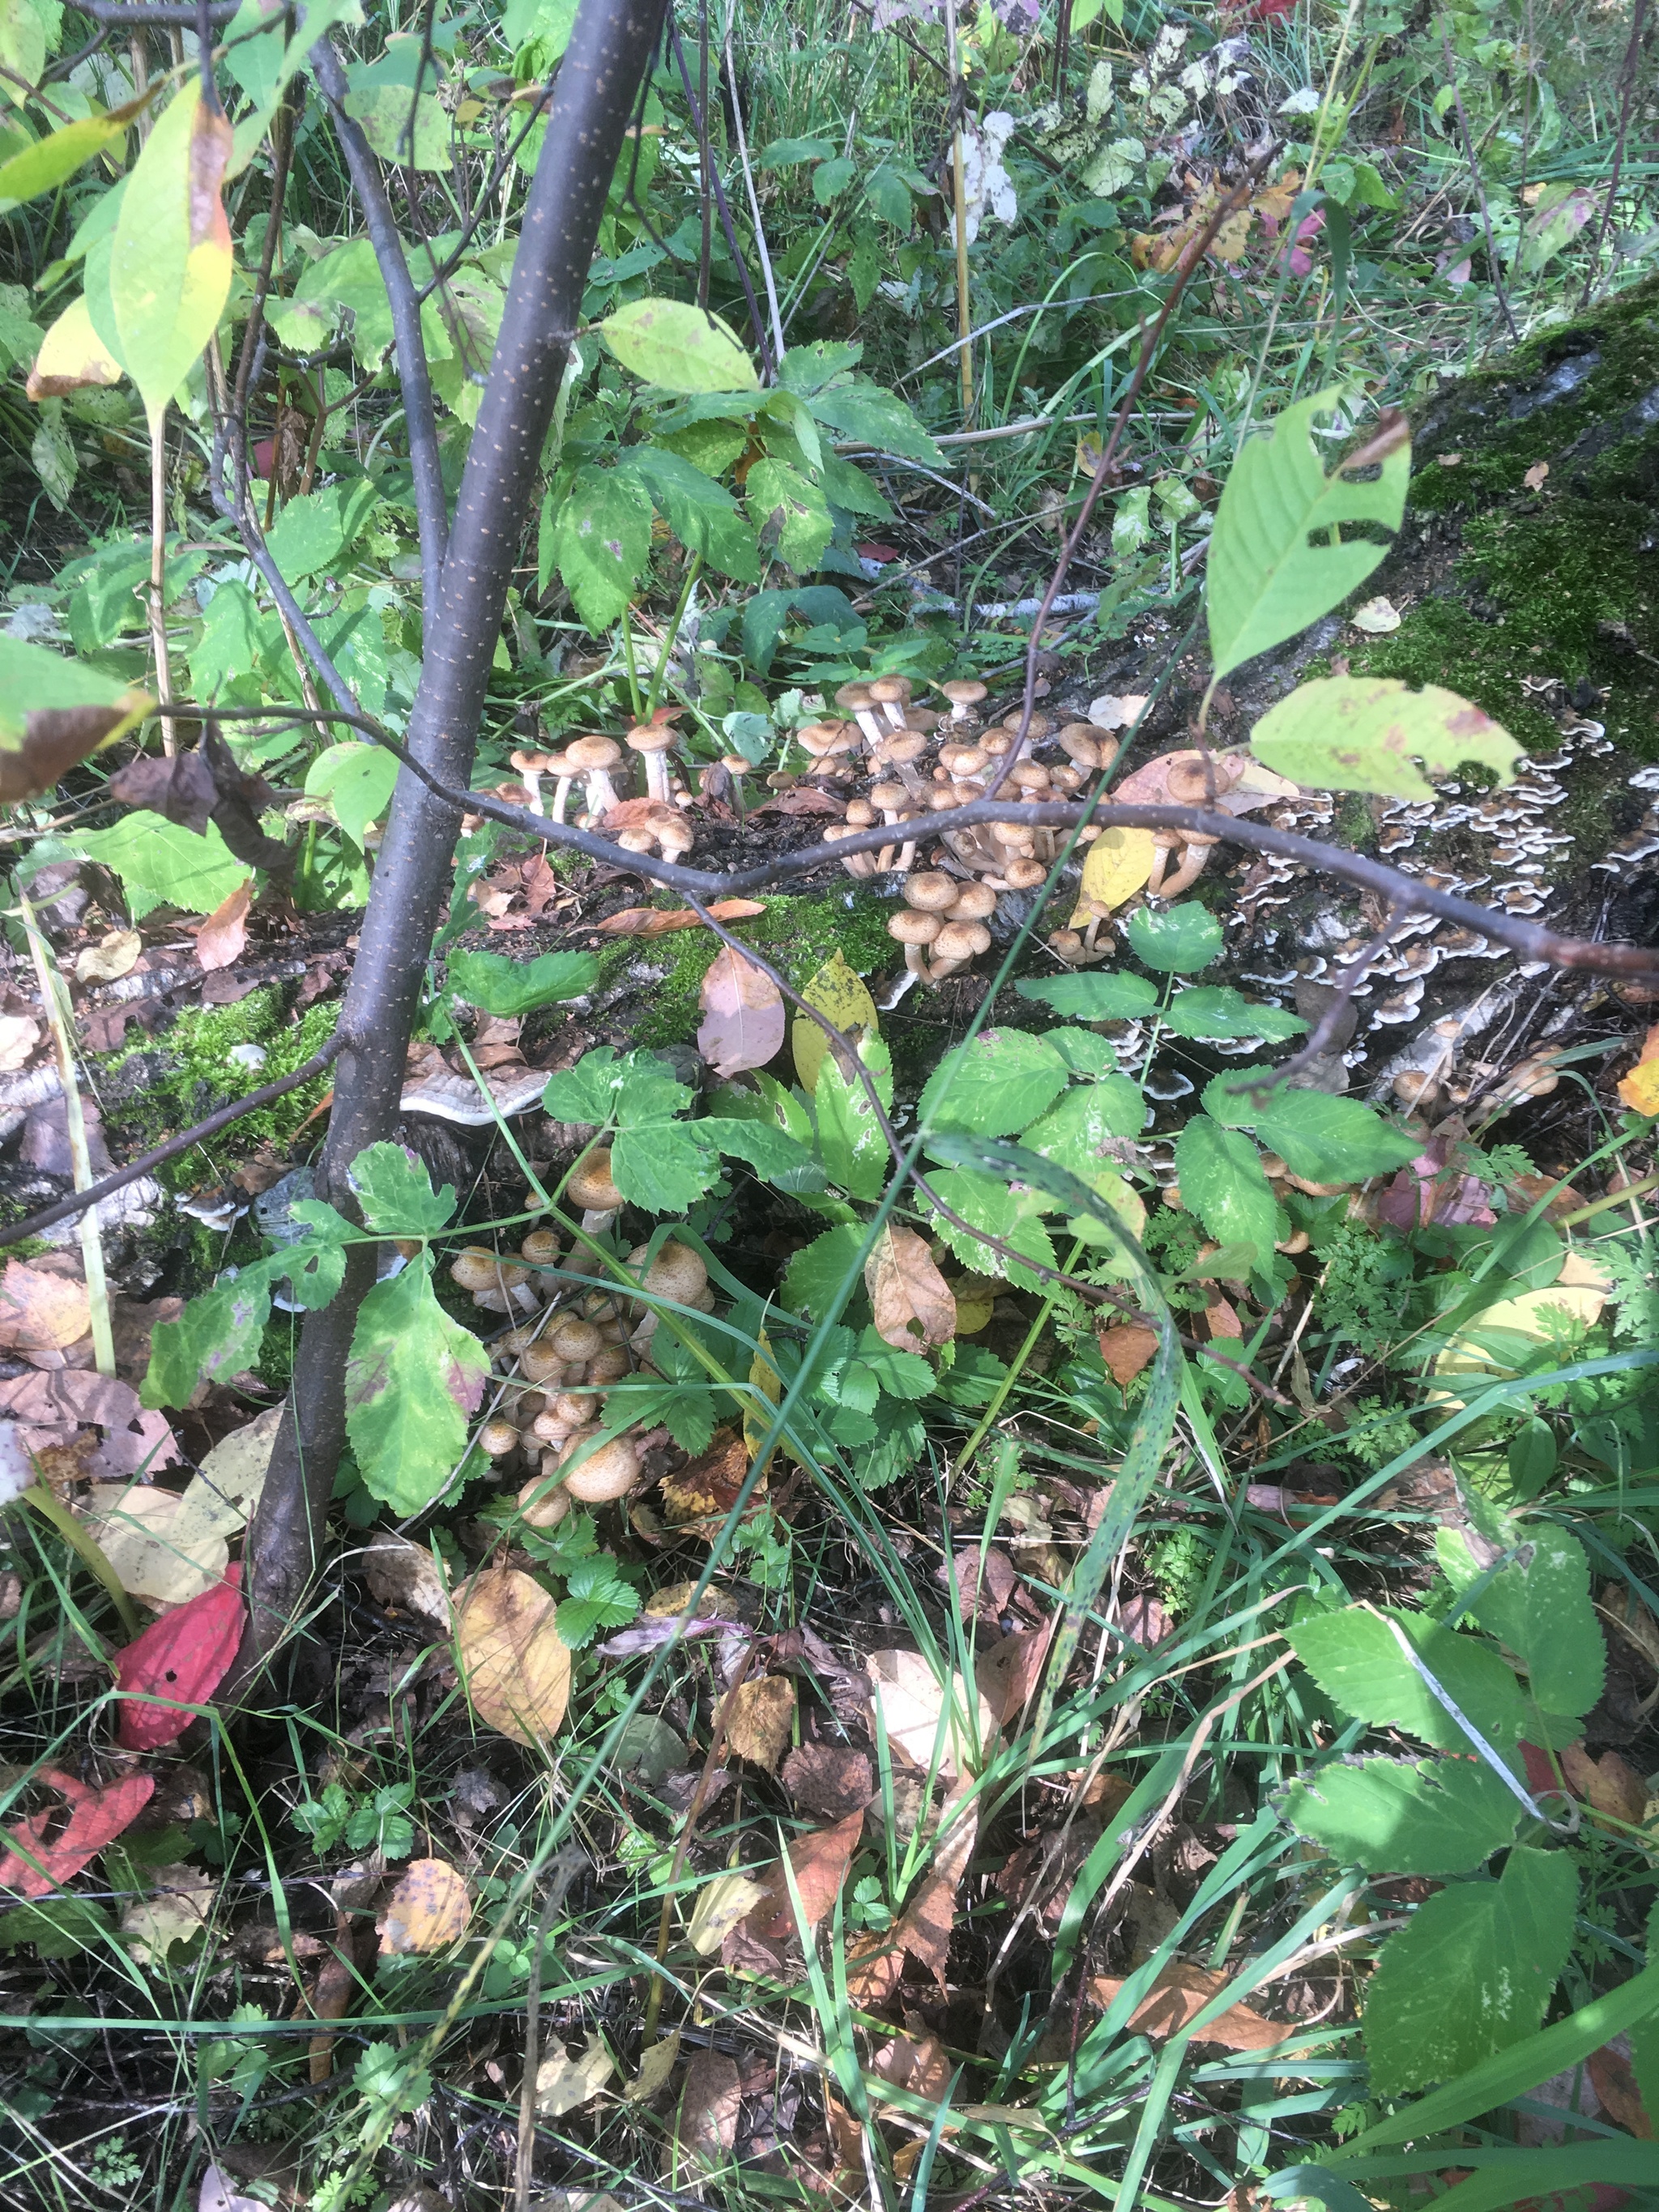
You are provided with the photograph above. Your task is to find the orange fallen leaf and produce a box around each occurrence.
[1561,1740,1648,1831]
[676,2047,740,2172]
[596,898,765,938]
[1618,1025,1659,1116]
[871,2012,952,2103]
[0,1768,155,1898]
[1588,2039,1654,2138]
[866,1225,956,1352]
[659,1427,754,1524]
[748,1807,864,1940]
[975,1620,1054,1728]
[697,944,786,1077]
[0,1259,91,1356]
[1099,1323,1159,1386]
[378,1857,470,1954]
[454,1566,570,1747]
[1090,1961,1294,2051]
[726,1675,796,1773]
[192,879,253,973]
[306,1916,359,2083]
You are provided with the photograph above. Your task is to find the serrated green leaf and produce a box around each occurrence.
[745,456,833,573]
[1251,677,1523,800]
[1015,970,1161,1020]
[1042,1029,1118,1077]
[305,742,399,849]
[610,1123,719,1213]
[920,1030,1071,1140]
[1281,1753,1520,1874]
[342,86,450,169]
[110,85,234,424]
[1290,1607,1528,1750]
[552,466,653,633]
[1207,388,1410,679]
[812,154,855,202]
[142,1261,280,1409]
[599,296,757,393]
[264,479,381,582]
[617,445,761,582]
[1126,901,1222,974]
[1205,1079,1422,1182]
[923,1168,1057,1292]
[0,1895,113,1958]
[344,1264,488,1515]
[1162,986,1307,1042]
[1174,1115,1281,1257]
[69,812,254,920]
[1020,1080,1146,1190]
[805,377,942,466]
[782,1223,871,1319]
[446,947,597,1017]
[809,1036,893,1201]
[700,1115,820,1187]
[1437,1519,1604,1721]
[1363,1847,1576,2096]
[346,1143,455,1237]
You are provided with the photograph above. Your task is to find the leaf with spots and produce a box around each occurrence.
[552,465,652,633]
[344,1263,488,1515]
[115,1563,244,1750]
[0,1769,155,1899]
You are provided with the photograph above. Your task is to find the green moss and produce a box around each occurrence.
[628,887,899,1047]
[97,989,339,1187]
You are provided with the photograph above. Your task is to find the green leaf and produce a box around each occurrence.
[610,1123,719,1213]
[109,85,234,423]
[142,1263,278,1409]
[599,297,757,393]
[1290,1606,1529,1750]
[1042,1029,1119,1078]
[0,1895,113,1958]
[1020,1080,1147,1188]
[1205,1080,1422,1182]
[759,135,836,168]
[1126,901,1222,973]
[344,1264,488,1515]
[1251,676,1524,800]
[783,1223,870,1319]
[812,155,855,202]
[1174,1116,1281,1257]
[618,445,761,582]
[0,0,45,108]
[342,86,450,170]
[446,947,598,1017]
[1280,1752,1520,1875]
[1508,1417,1558,1501]
[1206,388,1410,680]
[864,164,913,228]
[1162,987,1307,1042]
[190,579,265,701]
[304,742,399,849]
[542,1044,688,1127]
[352,2040,433,2115]
[745,457,834,573]
[1436,1519,1605,1721]
[920,1030,1071,1139]
[557,1555,641,1648]
[0,632,151,794]
[0,100,144,212]
[70,812,249,919]
[812,1036,893,1200]
[1363,1847,1577,2096]
[1015,971,1161,1020]
[923,1168,1058,1292]
[700,1115,821,1188]
[346,1143,456,1237]
[805,378,943,466]
[263,479,382,583]
[552,466,653,633]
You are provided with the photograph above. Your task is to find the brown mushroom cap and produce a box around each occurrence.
[834,682,874,713]
[566,734,621,772]
[644,1242,709,1303]
[719,753,752,776]
[1058,722,1107,765]
[889,908,942,945]
[626,722,677,755]
[933,919,992,961]
[510,748,557,774]
[517,1473,572,1528]
[799,720,857,758]
[939,744,987,778]
[1010,762,1051,791]
[1000,710,1051,740]
[478,1417,521,1459]
[869,781,910,813]
[948,880,998,922]
[567,1149,623,1211]
[550,1315,603,1362]
[875,731,928,766]
[586,1345,631,1384]
[868,676,912,707]
[558,1432,643,1503]
[905,871,959,912]
[1004,858,1048,890]
[519,1227,561,1266]
[519,1340,565,1386]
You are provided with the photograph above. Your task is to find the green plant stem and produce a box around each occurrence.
[620,605,643,720]
[1558,1167,1659,1226]
[20,1485,141,1639]
[643,552,703,722]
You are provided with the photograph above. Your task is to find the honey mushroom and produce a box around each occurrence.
[938,677,987,725]
[868,675,912,731]
[885,872,993,988]
[509,746,559,815]
[566,1147,624,1235]
[625,720,679,804]
[565,733,624,824]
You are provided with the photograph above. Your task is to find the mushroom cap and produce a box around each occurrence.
[834,681,874,710]
[626,722,677,754]
[719,753,752,776]
[558,1432,643,1503]
[868,781,909,812]
[1009,761,1051,791]
[889,908,942,945]
[939,744,986,777]
[940,678,988,707]
[979,731,1012,757]
[1004,858,1048,890]
[875,730,928,765]
[520,1227,562,1265]
[948,880,998,922]
[587,1345,631,1384]
[1048,928,1085,957]
[519,1340,565,1385]
[510,748,557,774]
[845,798,877,827]
[657,817,695,855]
[1000,710,1051,740]
[644,1241,709,1303]
[549,1315,603,1362]
[1051,764,1084,792]
[567,1148,623,1211]
[933,919,992,961]
[616,828,655,854]
[798,720,857,757]
[868,676,911,705]
[517,1473,573,1528]
[1058,722,1107,762]
[478,1417,521,1458]
[567,734,621,772]
[905,870,959,912]
[450,1247,505,1292]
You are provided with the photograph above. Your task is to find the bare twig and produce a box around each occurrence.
[1580,0,1652,307]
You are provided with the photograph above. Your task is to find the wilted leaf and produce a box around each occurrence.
[379,1858,470,1954]
[696,944,786,1076]
[1090,1961,1294,2050]
[782,1742,874,1821]
[178,1404,280,1548]
[454,1566,570,1748]
[1099,1322,1159,1385]
[0,1259,90,1354]
[197,2163,267,2212]
[793,950,879,1093]
[1350,595,1401,634]
[73,928,142,983]
[363,1533,452,1626]
[536,2031,614,2116]
[676,2047,741,2172]
[871,2014,952,2103]
[26,294,122,399]
[0,1768,155,1899]
[748,1807,864,1940]
[111,85,235,425]
[975,1622,1054,1727]
[726,1674,796,1772]
[1588,2040,1653,2139]
[866,1224,956,1351]
[625,2030,681,2100]
[866,1647,996,1780]
[1080,823,1157,908]
[121,1861,213,1966]
[83,1481,228,1605]
[0,1012,39,1070]
[659,1428,753,1524]
[1251,677,1522,801]
[0,637,151,798]
[193,879,252,973]
[1561,1741,1648,1831]
[596,898,765,937]
[114,1562,244,1748]
[1524,460,1550,491]
[687,1869,768,1956]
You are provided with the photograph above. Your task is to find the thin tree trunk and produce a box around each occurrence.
[237,0,670,1690]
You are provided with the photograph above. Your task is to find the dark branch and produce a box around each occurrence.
[0,1035,348,1251]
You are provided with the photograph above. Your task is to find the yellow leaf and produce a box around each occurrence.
[454,1565,570,1748]
[945,1272,998,1335]
[687,1869,767,1956]
[1433,1285,1609,1408]
[111,84,234,425]
[625,2029,681,2099]
[1618,1027,1659,1115]
[726,1675,796,1771]
[1080,823,1157,909]
[379,1857,471,1954]
[83,1482,225,1605]
[169,1401,281,1558]
[535,2031,614,2116]
[792,948,879,1093]
[26,295,122,400]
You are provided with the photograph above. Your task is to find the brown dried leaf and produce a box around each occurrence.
[73,929,143,984]
[1524,460,1550,491]
[675,2048,740,2172]
[756,786,845,816]
[0,1012,40,1072]
[108,750,218,833]
[362,1533,452,1627]
[306,1926,356,2084]
[659,1428,753,1524]
[454,1566,570,1748]
[726,1674,796,1772]
[378,1858,470,1954]
[781,1742,873,1822]
[870,2014,952,2103]
[1588,2040,1653,2139]
[1089,1962,1293,2051]
[748,1807,864,1940]
[193,880,253,973]
[865,1225,956,1351]
[0,703,148,804]
[866,1647,996,1781]
[1561,1741,1648,1830]
[0,1260,91,1355]
[975,1620,1054,1728]
[696,944,786,1077]
[596,897,766,938]
[1099,1323,1159,1386]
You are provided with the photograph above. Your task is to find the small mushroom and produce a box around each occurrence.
[510,748,558,815]
[568,1147,624,1234]
[625,721,679,804]
[928,918,992,979]
[834,682,885,749]
[868,675,913,730]
[798,720,860,776]
[824,823,880,880]
[939,677,987,724]
[558,1430,643,1503]
[889,904,943,984]
[517,1472,573,1529]
[476,1417,522,1460]
[565,734,623,823]
[872,728,932,797]
[520,1226,562,1268]
[719,755,753,814]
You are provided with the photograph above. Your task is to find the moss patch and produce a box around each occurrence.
[627,886,899,1047]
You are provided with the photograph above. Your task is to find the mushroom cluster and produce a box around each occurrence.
[450,1224,716,1524]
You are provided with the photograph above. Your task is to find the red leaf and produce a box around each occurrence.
[0,1768,155,1898]
[115,1562,244,1750]
[192,879,253,974]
